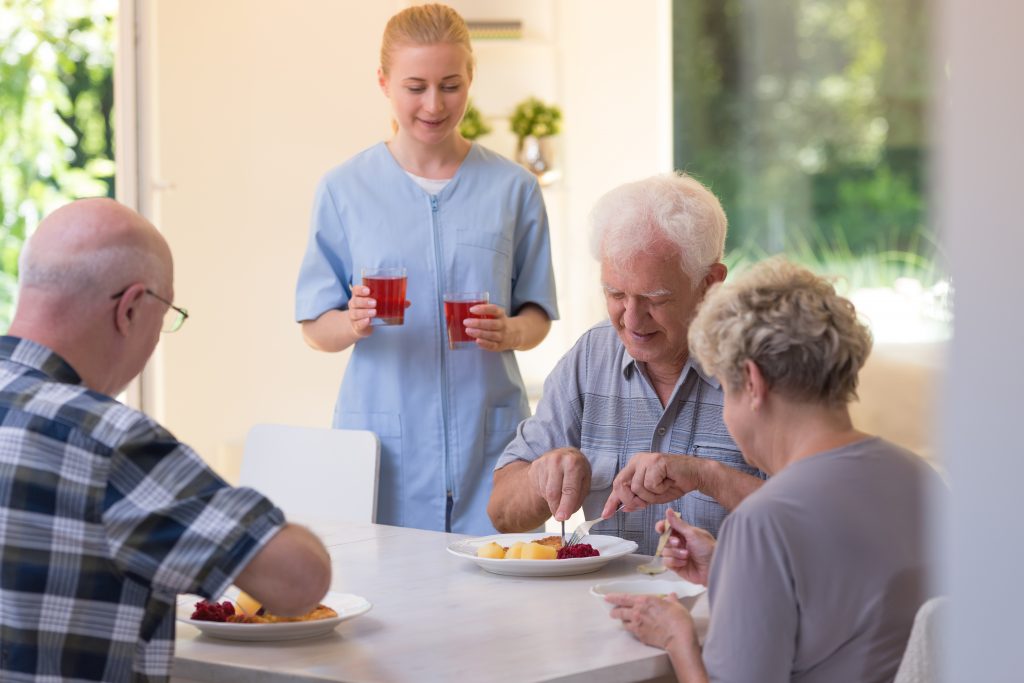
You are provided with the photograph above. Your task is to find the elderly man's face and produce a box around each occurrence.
[601,243,706,372]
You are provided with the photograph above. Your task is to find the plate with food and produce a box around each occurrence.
[446,533,638,577]
[176,588,372,641]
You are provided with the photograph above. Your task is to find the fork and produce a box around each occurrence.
[637,509,681,575]
[564,504,625,548]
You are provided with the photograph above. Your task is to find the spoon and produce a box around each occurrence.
[637,509,680,575]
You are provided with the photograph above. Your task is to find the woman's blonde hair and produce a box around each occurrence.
[688,257,873,407]
[380,3,474,79]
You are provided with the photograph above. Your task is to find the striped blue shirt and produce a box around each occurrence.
[0,336,285,682]
[497,321,765,555]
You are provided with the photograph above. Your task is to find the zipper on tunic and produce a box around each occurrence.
[430,194,456,504]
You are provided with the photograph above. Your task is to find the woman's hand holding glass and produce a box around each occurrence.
[462,303,514,351]
[346,285,378,338]
[347,285,411,339]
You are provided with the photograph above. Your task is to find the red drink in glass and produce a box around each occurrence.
[444,292,491,349]
[361,267,407,326]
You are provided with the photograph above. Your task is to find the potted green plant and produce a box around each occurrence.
[510,97,562,182]
[459,100,492,140]
[510,97,562,140]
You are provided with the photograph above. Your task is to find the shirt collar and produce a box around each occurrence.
[0,335,83,386]
[620,348,722,390]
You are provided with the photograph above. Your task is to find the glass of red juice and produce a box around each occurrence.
[443,291,491,349]
[361,267,407,326]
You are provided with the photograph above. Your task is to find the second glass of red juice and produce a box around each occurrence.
[444,291,491,349]
[361,267,407,325]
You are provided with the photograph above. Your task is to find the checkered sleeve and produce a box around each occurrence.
[100,420,285,600]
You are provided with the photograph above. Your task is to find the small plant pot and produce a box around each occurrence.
[516,135,560,185]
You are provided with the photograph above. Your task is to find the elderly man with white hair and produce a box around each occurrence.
[487,173,766,553]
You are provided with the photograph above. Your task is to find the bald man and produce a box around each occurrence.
[0,198,331,682]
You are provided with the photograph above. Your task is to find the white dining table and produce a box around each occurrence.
[171,522,709,683]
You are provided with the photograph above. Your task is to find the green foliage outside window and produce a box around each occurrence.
[0,0,116,327]
[673,0,943,302]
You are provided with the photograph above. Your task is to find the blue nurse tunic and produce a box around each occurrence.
[295,142,559,534]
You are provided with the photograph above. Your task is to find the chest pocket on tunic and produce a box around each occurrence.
[456,228,512,304]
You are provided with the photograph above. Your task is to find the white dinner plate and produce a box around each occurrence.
[446,533,638,577]
[176,590,372,642]
[590,578,706,613]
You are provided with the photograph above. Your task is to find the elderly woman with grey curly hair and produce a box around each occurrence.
[605,258,948,683]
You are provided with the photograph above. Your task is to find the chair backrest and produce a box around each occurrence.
[239,423,380,525]
[893,596,947,683]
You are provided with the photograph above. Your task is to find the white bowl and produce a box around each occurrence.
[590,578,706,613]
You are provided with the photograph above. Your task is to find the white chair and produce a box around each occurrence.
[893,596,947,683]
[239,423,380,524]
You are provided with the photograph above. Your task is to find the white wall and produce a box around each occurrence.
[141,0,400,476]
[554,0,674,341]
[138,1,670,477]
[939,0,1024,679]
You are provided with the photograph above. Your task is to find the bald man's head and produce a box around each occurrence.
[19,198,172,301]
[9,198,176,395]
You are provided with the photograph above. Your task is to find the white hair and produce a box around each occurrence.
[588,173,728,286]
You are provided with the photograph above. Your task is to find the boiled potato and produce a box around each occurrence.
[520,542,557,560]
[505,541,526,559]
[476,541,506,559]
[235,590,262,616]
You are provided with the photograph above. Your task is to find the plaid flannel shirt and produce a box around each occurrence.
[0,336,286,682]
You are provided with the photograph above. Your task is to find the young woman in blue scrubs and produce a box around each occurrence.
[295,4,559,535]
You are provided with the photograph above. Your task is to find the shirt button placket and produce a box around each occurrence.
[653,424,669,452]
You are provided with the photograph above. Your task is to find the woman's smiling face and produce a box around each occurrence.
[379,42,471,147]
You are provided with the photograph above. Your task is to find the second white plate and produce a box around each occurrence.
[446,533,638,577]
[176,591,372,642]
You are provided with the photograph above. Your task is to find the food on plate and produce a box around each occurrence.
[520,541,558,560]
[190,598,338,623]
[190,599,235,622]
[556,543,600,559]
[473,537,603,561]
[476,541,506,559]
[533,535,563,548]
[235,590,262,616]
[228,604,338,624]
[505,541,526,559]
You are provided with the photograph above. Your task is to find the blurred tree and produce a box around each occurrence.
[673,0,933,283]
[0,0,116,326]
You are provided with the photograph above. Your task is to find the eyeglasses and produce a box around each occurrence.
[110,288,190,333]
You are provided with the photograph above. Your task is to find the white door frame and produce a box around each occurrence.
[114,0,164,418]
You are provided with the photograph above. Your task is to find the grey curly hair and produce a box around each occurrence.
[688,257,873,407]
